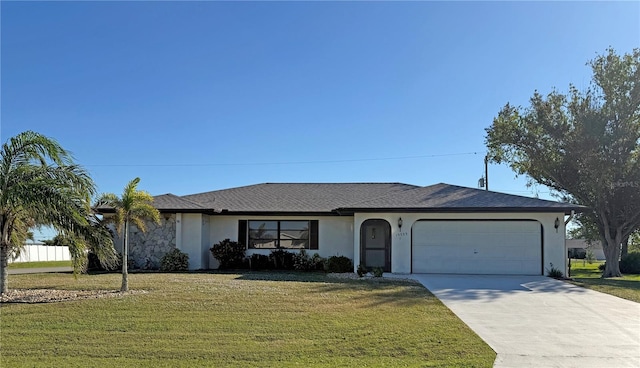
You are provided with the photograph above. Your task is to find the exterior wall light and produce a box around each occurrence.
[398,217,403,229]
[554,217,560,232]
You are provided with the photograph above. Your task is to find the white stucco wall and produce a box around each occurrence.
[206,215,354,269]
[353,212,568,275]
[179,213,204,270]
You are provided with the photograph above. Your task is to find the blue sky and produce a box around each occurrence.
[1,1,638,239]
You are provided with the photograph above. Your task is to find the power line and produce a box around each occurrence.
[85,151,485,168]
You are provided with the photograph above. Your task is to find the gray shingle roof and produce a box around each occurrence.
[336,183,584,214]
[122,182,583,215]
[151,194,205,211]
[181,183,419,213]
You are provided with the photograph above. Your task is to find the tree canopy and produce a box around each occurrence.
[0,131,116,294]
[485,48,640,277]
[97,177,159,291]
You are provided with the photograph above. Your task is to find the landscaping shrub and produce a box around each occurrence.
[160,248,189,271]
[546,263,564,278]
[249,254,272,270]
[293,250,325,271]
[211,239,247,269]
[357,264,367,277]
[87,252,132,272]
[620,252,640,274]
[269,249,296,270]
[598,262,606,271]
[326,255,353,273]
[372,267,384,277]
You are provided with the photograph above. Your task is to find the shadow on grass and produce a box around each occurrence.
[573,277,640,291]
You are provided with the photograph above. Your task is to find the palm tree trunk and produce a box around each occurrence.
[1,245,9,295]
[121,220,129,292]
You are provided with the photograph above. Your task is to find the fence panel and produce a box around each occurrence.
[10,245,71,263]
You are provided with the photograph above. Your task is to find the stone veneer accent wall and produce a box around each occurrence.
[127,215,177,269]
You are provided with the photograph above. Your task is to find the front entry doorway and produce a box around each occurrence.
[360,219,391,272]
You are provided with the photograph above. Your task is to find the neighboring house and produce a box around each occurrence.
[98,182,584,276]
[566,239,606,260]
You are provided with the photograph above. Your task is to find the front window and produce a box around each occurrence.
[248,220,309,249]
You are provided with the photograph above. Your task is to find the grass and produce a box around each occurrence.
[0,272,495,367]
[7,260,72,269]
[568,259,640,303]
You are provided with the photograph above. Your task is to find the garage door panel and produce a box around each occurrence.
[412,220,541,275]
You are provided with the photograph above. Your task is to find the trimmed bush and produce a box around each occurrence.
[293,250,325,271]
[372,267,384,277]
[160,248,189,271]
[620,252,640,274]
[326,256,353,273]
[249,254,272,270]
[357,264,367,277]
[211,239,247,269]
[269,249,296,270]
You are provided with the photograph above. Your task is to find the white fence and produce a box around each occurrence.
[10,245,71,263]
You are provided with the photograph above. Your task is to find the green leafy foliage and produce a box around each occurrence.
[160,248,189,272]
[326,255,353,273]
[546,263,564,279]
[620,252,640,274]
[485,48,640,277]
[293,249,325,271]
[357,264,367,277]
[0,131,117,294]
[96,177,160,291]
[210,239,247,269]
[269,249,296,270]
[249,254,272,270]
[372,267,384,277]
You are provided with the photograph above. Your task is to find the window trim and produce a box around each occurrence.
[239,219,318,250]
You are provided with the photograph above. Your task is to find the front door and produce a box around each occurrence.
[360,219,391,272]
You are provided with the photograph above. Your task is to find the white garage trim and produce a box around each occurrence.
[411,219,543,275]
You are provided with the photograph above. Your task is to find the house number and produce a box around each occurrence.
[395,232,408,237]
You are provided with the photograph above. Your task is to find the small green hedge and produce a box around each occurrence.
[160,249,189,271]
[326,256,353,273]
[211,239,247,269]
[620,252,640,274]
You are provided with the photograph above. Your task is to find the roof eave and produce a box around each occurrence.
[335,206,586,215]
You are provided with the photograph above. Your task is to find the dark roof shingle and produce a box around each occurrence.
[336,183,584,214]
[181,183,419,213]
[95,182,584,215]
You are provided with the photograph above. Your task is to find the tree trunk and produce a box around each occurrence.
[0,245,9,295]
[621,235,629,257]
[121,220,129,292]
[602,227,622,278]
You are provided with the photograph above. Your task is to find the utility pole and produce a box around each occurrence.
[484,155,488,191]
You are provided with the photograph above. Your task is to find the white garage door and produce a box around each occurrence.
[412,220,542,275]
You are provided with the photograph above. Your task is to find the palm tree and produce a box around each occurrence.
[0,131,112,294]
[97,178,159,291]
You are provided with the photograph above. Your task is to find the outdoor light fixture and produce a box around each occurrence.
[554,217,560,232]
[398,217,403,229]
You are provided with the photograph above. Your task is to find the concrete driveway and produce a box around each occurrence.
[411,274,640,368]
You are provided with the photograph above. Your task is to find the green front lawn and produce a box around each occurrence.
[568,260,640,303]
[7,260,72,269]
[1,272,495,367]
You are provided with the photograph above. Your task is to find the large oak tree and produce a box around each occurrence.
[486,48,640,277]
